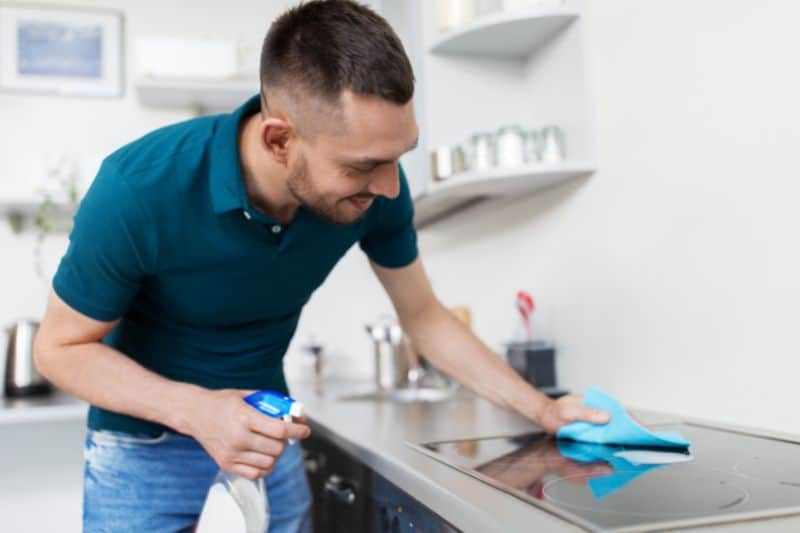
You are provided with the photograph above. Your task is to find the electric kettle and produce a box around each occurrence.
[3,319,52,397]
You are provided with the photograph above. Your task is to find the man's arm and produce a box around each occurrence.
[371,258,610,433]
[34,289,309,480]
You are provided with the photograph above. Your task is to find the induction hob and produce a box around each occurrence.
[408,423,800,532]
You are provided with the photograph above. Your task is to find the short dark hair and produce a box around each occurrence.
[260,0,415,108]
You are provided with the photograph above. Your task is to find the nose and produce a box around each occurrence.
[366,164,400,199]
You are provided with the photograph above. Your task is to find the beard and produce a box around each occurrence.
[286,154,371,226]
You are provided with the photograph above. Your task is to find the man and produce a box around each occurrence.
[34,1,611,531]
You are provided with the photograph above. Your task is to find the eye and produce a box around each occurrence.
[351,164,379,174]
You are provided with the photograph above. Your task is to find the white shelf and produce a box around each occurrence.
[0,391,86,426]
[429,6,579,58]
[414,161,594,226]
[135,77,258,112]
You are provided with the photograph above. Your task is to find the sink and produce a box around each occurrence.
[338,386,457,404]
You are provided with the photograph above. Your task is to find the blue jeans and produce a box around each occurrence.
[83,429,312,532]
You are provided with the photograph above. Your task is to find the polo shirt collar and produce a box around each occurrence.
[209,94,262,214]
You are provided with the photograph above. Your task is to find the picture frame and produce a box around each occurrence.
[0,3,124,97]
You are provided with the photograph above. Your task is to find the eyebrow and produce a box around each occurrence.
[348,136,419,167]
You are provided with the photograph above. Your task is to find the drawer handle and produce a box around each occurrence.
[324,474,357,505]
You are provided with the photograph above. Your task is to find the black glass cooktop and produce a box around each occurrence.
[411,423,800,532]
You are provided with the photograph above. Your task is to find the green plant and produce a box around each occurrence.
[33,157,81,282]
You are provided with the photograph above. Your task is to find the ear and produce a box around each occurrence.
[259,116,293,165]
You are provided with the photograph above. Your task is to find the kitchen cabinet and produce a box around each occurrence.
[301,429,459,532]
[371,472,460,533]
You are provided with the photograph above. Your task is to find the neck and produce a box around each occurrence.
[238,112,300,224]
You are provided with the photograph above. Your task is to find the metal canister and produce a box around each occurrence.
[540,125,566,163]
[467,132,496,172]
[431,145,467,181]
[365,319,412,390]
[430,146,454,181]
[495,124,526,168]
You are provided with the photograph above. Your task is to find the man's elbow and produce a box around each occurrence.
[400,297,445,335]
[32,329,59,381]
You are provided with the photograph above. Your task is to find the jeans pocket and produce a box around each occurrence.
[88,429,172,446]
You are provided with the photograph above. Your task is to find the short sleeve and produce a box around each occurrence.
[52,159,156,321]
[359,164,419,268]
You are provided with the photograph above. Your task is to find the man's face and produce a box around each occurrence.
[286,91,419,226]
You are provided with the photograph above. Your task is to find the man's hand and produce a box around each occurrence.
[535,394,611,434]
[184,389,311,480]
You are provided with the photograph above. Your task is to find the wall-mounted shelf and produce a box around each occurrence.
[414,161,594,227]
[429,6,579,58]
[0,391,86,426]
[135,77,258,113]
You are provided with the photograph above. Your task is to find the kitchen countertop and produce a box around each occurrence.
[287,378,800,533]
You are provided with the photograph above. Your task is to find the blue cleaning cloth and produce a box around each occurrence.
[557,441,669,500]
[556,387,691,448]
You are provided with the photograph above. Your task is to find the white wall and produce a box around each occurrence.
[432,0,799,433]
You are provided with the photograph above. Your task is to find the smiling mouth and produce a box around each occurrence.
[348,196,374,211]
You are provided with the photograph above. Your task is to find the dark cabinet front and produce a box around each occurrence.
[301,429,372,532]
[301,428,460,532]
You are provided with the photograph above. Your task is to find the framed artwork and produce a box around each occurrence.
[0,3,124,97]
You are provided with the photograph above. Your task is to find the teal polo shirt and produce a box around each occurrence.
[53,95,418,436]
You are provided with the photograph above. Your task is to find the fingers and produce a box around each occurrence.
[231,463,268,481]
[217,434,281,476]
[237,451,277,473]
[241,432,285,457]
[583,407,610,424]
[245,410,311,441]
[284,420,311,440]
[556,398,610,425]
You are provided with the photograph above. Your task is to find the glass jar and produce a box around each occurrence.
[495,124,526,168]
[467,132,496,172]
[540,125,566,163]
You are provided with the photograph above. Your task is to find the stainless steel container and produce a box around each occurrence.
[495,124,526,168]
[4,319,51,397]
[467,132,496,172]
[365,319,413,390]
[540,125,566,163]
[430,145,467,181]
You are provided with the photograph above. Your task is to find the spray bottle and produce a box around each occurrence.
[196,390,304,533]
